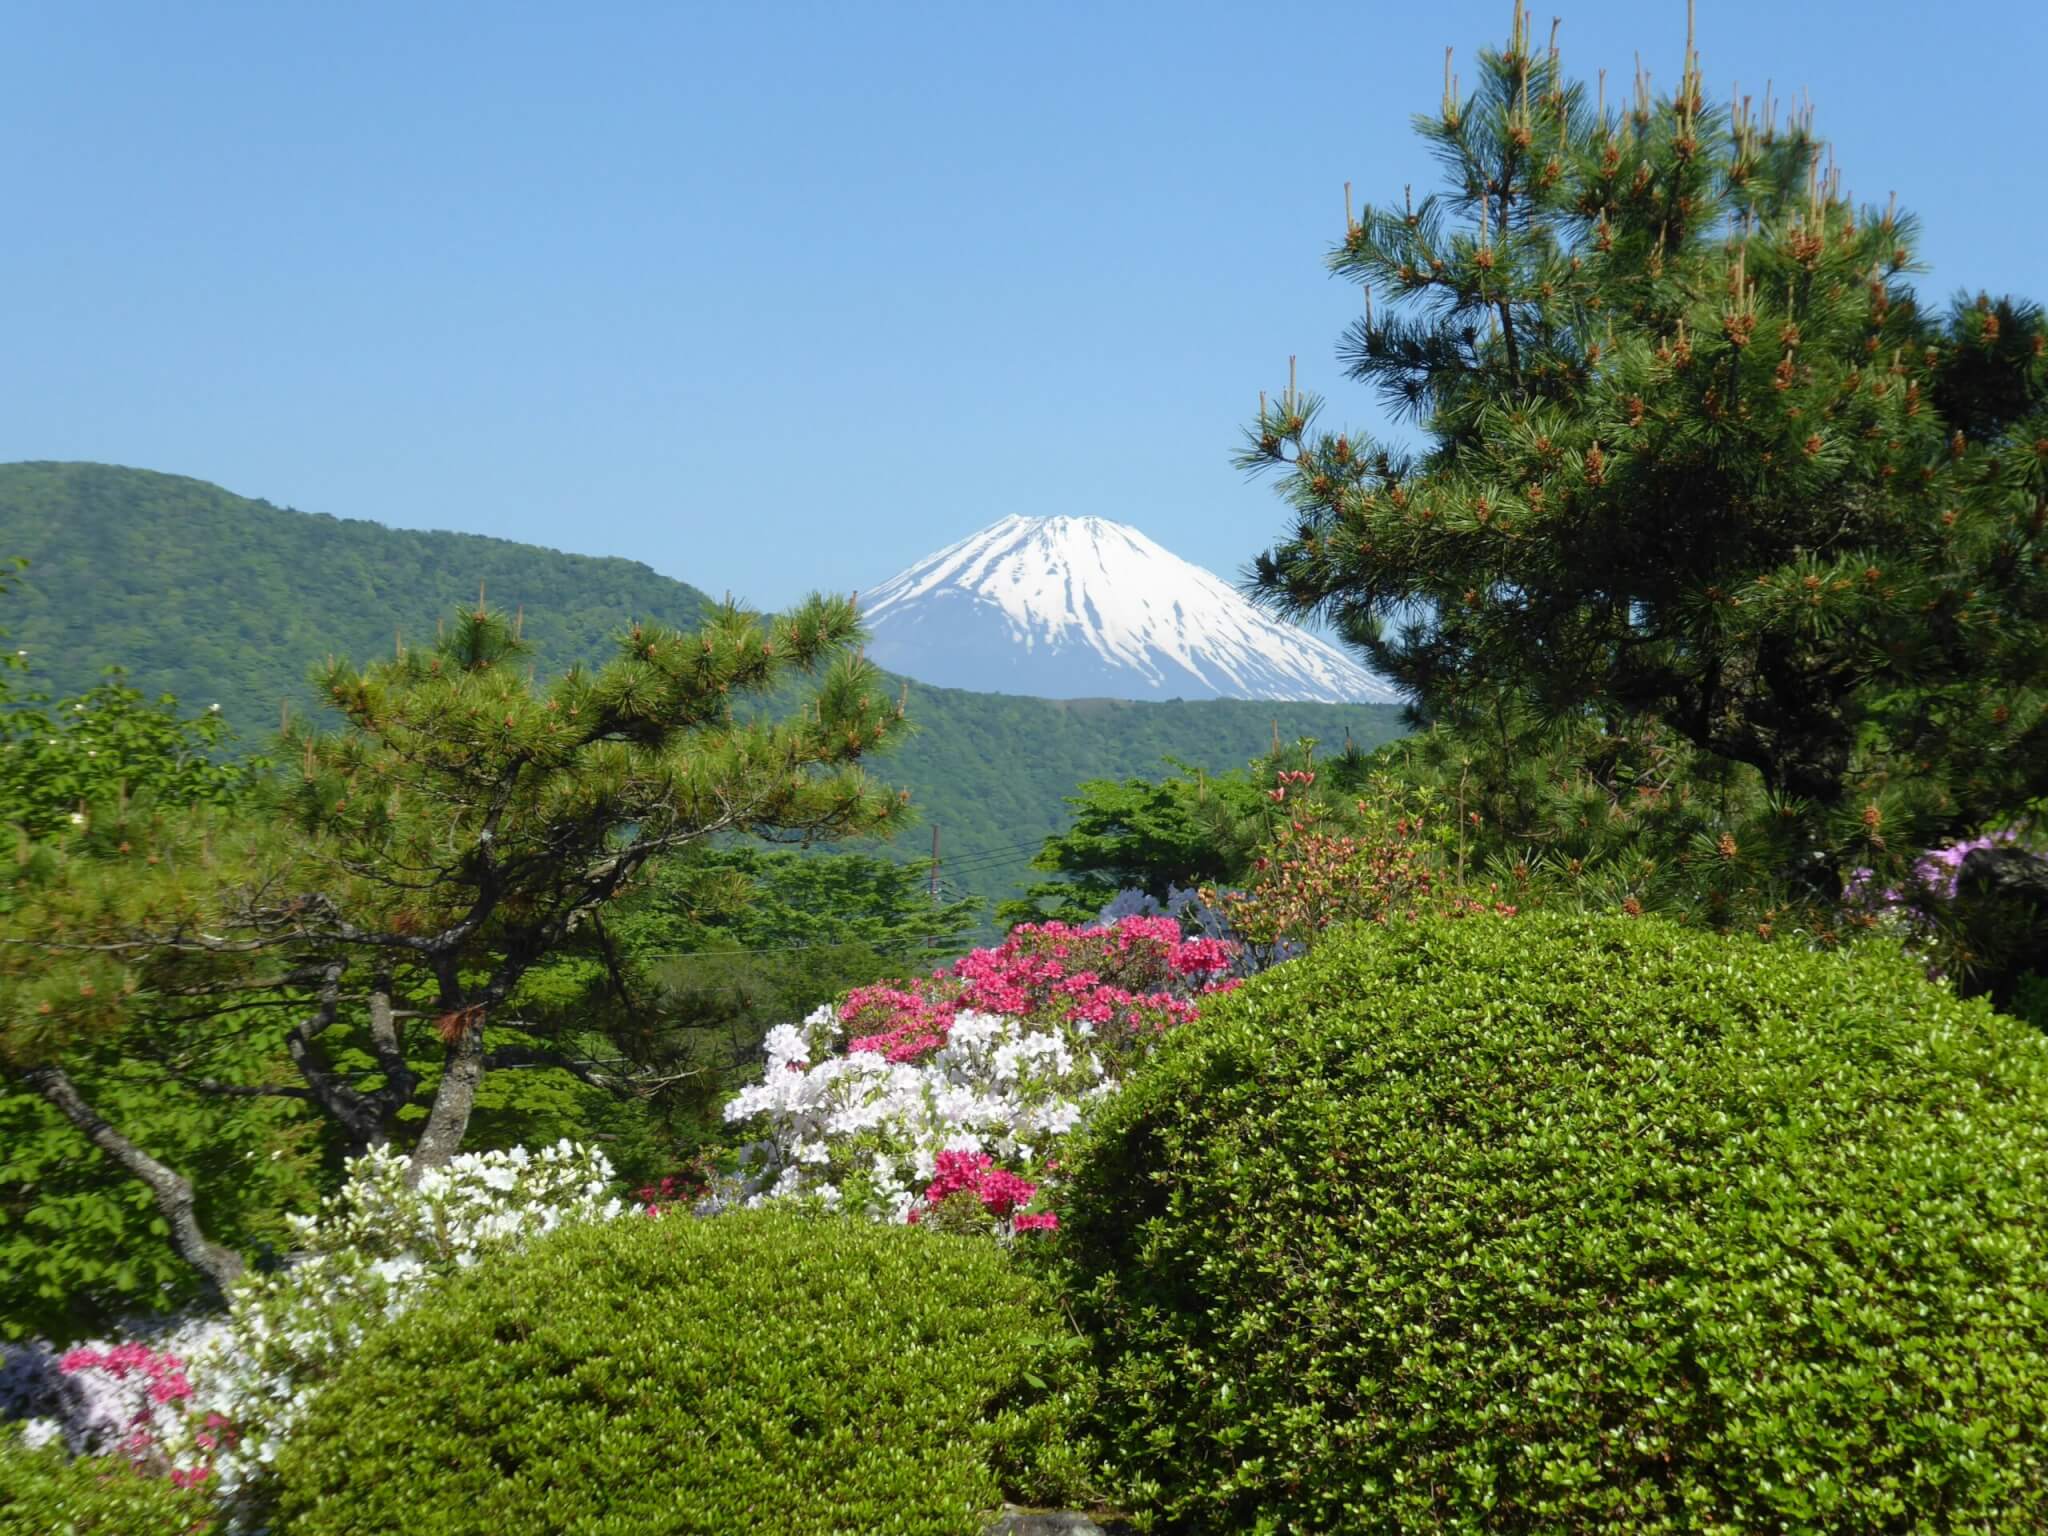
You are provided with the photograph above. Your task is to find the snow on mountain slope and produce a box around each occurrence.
[860,515,1397,703]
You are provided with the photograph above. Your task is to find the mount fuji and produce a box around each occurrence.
[859,515,1396,704]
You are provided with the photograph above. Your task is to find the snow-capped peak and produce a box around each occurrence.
[859,515,1396,703]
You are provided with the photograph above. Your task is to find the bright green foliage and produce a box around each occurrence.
[0,1425,216,1536]
[272,1209,1081,1535]
[0,1033,320,1341]
[998,765,1269,926]
[0,614,316,1340]
[1246,13,2048,898]
[1063,913,2048,1532]
[0,670,260,842]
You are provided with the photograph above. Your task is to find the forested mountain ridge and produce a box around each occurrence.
[0,462,1407,908]
[0,461,719,723]
[842,687,1407,911]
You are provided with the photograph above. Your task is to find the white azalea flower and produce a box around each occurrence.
[42,1138,634,1527]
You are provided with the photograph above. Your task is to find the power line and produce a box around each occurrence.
[946,837,1047,859]
[932,841,1049,875]
[634,928,982,962]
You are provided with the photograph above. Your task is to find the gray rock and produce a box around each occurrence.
[981,1508,1110,1536]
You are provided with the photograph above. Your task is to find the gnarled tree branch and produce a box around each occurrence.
[21,1066,245,1293]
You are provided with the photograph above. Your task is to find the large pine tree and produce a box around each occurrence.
[1244,3,2047,909]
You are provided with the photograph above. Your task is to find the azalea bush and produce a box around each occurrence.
[722,916,1238,1231]
[5,1140,627,1529]
[839,915,1236,1064]
[1095,883,1305,977]
[1213,769,1520,952]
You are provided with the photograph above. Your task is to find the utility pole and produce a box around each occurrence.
[927,825,940,948]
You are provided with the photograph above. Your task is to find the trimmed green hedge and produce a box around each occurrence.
[1062,913,2048,1533]
[273,1208,1077,1535]
[0,1426,215,1536]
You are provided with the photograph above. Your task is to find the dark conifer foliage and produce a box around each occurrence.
[1244,3,2048,893]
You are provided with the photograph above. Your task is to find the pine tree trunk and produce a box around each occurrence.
[405,1023,485,1182]
[364,975,416,1147]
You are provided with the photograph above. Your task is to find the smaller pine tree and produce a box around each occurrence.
[3,593,912,1288]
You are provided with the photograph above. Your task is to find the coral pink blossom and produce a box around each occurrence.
[913,1150,1055,1230]
[60,1342,194,1406]
[843,916,1236,1064]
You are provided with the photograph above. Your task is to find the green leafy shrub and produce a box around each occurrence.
[1062,913,2048,1533]
[273,1208,1084,1535]
[0,1425,215,1536]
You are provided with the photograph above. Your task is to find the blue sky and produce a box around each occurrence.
[3,1,2039,612]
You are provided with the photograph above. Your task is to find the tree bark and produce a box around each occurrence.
[22,1065,246,1293]
[364,972,416,1147]
[405,1020,486,1183]
[282,959,389,1157]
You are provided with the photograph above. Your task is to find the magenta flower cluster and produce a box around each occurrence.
[57,1342,193,1409]
[634,1151,722,1217]
[912,1149,1055,1227]
[1846,828,2022,914]
[53,1341,230,1489]
[843,915,1238,1064]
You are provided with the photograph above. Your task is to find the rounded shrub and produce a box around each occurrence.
[1062,913,2048,1533]
[272,1207,1079,1536]
[0,1425,215,1536]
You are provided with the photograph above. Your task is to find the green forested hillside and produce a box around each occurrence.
[0,462,1407,911]
[873,688,1404,912]
[0,461,718,724]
